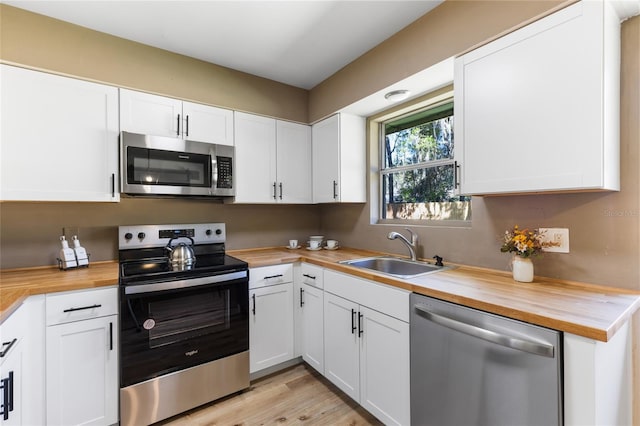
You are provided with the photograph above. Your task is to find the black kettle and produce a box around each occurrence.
[165,237,196,270]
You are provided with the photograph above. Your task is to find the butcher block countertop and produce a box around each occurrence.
[0,261,118,322]
[2,247,639,342]
[231,247,640,342]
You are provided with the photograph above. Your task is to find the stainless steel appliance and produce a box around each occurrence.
[120,131,235,197]
[118,223,249,426]
[410,293,562,426]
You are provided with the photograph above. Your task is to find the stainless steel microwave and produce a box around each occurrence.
[120,131,235,197]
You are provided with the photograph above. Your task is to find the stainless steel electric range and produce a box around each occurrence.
[118,223,249,426]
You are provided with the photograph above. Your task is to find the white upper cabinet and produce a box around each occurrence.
[234,112,277,203]
[119,89,234,145]
[234,111,311,203]
[312,113,366,203]
[276,120,312,204]
[0,65,119,202]
[454,0,620,195]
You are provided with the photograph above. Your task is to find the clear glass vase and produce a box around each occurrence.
[512,256,534,282]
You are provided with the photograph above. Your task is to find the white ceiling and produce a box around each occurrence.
[5,0,443,90]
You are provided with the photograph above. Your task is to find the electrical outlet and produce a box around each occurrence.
[539,228,569,253]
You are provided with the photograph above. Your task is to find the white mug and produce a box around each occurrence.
[289,239,298,248]
[309,240,321,249]
[327,239,338,249]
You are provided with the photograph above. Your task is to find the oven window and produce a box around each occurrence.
[147,289,229,348]
[120,279,249,387]
[127,146,211,187]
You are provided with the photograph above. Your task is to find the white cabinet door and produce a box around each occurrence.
[312,114,340,203]
[0,339,23,426]
[0,297,45,426]
[1,65,119,202]
[234,114,311,204]
[249,283,294,373]
[119,89,182,138]
[182,101,234,146]
[234,112,277,203]
[312,113,366,203]
[299,283,324,374]
[323,292,360,401]
[46,315,118,426]
[276,121,312,203]
[120,90,234,145]
[455,1,620,195]
[359,306,410,426]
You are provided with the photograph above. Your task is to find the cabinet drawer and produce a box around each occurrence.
[46,286,118,326]
[300,263,323,289]
[249,264,293,289]
[324,270,410,322]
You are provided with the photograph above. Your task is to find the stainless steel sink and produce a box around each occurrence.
[339,256,451,279]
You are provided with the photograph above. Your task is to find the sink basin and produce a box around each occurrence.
[339,256,451,278]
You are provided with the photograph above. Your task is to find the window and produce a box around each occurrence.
[380,100,471,221]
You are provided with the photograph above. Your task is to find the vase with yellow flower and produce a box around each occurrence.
[500,225,555,282]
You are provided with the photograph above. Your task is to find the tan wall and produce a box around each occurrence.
[0,199,321,268]
[0,4,308,122]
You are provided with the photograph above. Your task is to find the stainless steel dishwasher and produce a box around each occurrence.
[410,293,562,426]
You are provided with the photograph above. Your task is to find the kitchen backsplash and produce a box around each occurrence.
[0,199,321,269]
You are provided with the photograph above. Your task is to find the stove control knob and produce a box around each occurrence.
[137,232,146,240]
[124,232,133,241]
[205,229,212,236]
[215,229,222,235]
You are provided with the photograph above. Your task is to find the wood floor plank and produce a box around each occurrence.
[157,363,383,426]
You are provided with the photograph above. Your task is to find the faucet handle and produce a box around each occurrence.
[404,228,418,243]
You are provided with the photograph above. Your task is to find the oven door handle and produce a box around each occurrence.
[124,270,248,295]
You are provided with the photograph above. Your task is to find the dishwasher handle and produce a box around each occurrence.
[414,304,555,358]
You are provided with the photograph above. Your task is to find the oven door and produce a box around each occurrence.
[120,272,248,387]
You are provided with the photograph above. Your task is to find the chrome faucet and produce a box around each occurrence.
[387,228,418,261]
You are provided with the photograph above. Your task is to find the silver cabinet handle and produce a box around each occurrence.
[414,304,555,358]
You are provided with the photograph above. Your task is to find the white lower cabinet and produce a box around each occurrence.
[45,287,118,426]
[249,264,294,374]
[296,264,324,374]
[323,270,410,426]
[324,293,360,399]
[0,304,26,426]
[0,296,45,426]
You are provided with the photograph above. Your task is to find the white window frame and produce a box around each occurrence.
[368,85,470,227]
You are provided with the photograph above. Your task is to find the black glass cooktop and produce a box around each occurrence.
[119,243,247,285]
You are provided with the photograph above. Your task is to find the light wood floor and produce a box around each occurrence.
[157,363,383,425]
